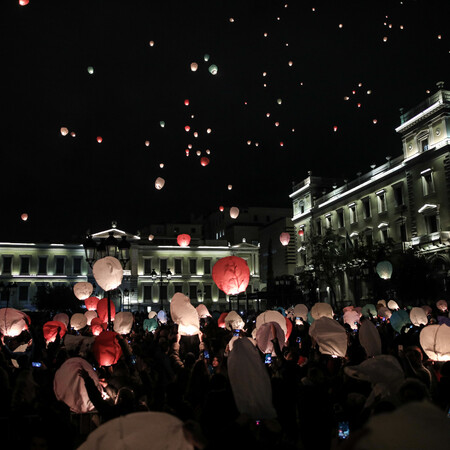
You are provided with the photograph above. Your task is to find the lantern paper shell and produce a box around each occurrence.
[217,312,228,328]
[91,318,104,336]
[113,312,134,335]
[200,157,210,167]
[229,207,240,219]
[421,305,432,316]
[420,324,450,361]
[177,234,191,247]
[378,306,392,319]
[155,177,165,190]
[53,313,69,328]
[212,256,250,295]
[196,304,211,319]
[311,302,334,321]
[157,310,168,324]
[343,310,360,330]
[43,321,67,343]
[73,282,93,300]
[285,317,293,340]
[60,127,69,136]
[256,310,288,337]
[390,310,411,333]
[279,232,290,246]
[228,338,277,420]
[96,298,116,323]
[359,320,382,357]
[21,213,28,221]
[293,304,308,321]
[256,322,285,356]
[170,293,199,336]
[54,357,102,414]
[225,311,245,331]
[77,412,193,450]
[376,261,393,280]
[71,313,87,331]
[361,304,377,318]
[410,307,428,326]
[85,296,99,311]
[148,311,157,319]
[388,300,400,310]
[436,300,448,312]
[190,62,198,71]
[0,308,29,337]
[93,257,123,292]
[84,310,97,326]
[309,317,347,358]
[93,331,123,366]
[143,318,158,332]
[377,299,387,308]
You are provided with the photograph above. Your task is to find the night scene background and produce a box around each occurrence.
[1,0,449,242]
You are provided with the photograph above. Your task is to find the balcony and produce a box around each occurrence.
[411,231,450,249]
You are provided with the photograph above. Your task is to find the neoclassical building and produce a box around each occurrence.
[290,83,450,304]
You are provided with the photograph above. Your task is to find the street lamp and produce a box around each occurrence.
[151,268,172,311]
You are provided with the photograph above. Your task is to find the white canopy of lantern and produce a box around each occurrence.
[228,338,277,420]
[343,310,360,330]
[84,310,97,326]
[148,311,157,319]
[229,206,240,219]
[293,304,308,321]
[73,282,93,300]
[114,312,134,335]
[376,299,387,308]
[309,317,347,358]
[310,302,334,321]
[255,310,287,337]
[196,304,211,319]
[54,357,102,414]
[0,308,29,337]
[410,307,428,326]
[359,320,382,357]
[92,257,123,292]
[155,177,165,190]
[255,322,285,356]
[420,324,450,361]
[170,293,199,336]
[224,311,245,331]
[436,299,448,312]
[54,313,69,328]
[70,313,87,331]
[387,300,400,310]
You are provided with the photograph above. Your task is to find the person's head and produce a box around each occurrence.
[405,346,423,368]
[211,355,221,368]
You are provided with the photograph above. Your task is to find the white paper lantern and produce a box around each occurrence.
[73,282,93,300]
[148,311,157,319]
[190,62,198,71]
[92,256,123,292]
[53,313,69,328]
[256,322,285,356]
[388,300,400,310]
[54,357,102,414]
[436,299,448,312]
[71,313,87,331]
[155,177,165,190]
[60,127,69,136]
[255,310,287,337]
[157,310,168,324]
[359,320,382,357]
[311,302,334,321]
[113,312,134,335]
[84,311,97,326]
[377,299,387,308]
[230,207,240,219]
[170,293,199,336]
[376,261,393,280]
[0,308,29,337]
[279,232,290,246]
[293,304,308,321]
[309,317,347,358]
[410,307,428,326]
[225,311,245,331]
[196,304,211,319]
[343,310,360,330]
[420,324,450,361]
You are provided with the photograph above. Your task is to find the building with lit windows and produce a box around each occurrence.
[290,83,450,304]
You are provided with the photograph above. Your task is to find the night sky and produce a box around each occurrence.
[1,0,449,242]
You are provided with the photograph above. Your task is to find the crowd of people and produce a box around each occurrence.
[1,300,450,449]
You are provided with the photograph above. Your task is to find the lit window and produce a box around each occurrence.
[376,191,387,213]
[349,203,357,224]
[325,215,332,229]
[362,197,371,219]
[421,171,435,196]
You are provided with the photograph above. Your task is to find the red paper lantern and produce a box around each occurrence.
[43,320,67,343]
[19,0,29,5]
[92,330,123,367]
[97,136,103,144]
[280,232,290,246]
[91,318,104,336]
[219,205,224,212]
[200,157,210,167]
[177,234,191,247]
[218,312,228,329]
[185,149,190,156]
[185,125,190,132]
[285,317,293,341]
[21,213,28,221]
[212,256,250,295]
[85,296,99,311]
[96,298,116,323]
[298,229,304,237]
[184,99,189,106]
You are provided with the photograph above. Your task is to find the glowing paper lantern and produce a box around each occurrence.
[91,318,104,336]
[0,308,29,337]
[212,256,250,295]
[388,300,400,310]
[420,325,450,361]
[70,131,76,137]
[177,234,191,247]
[96,136,102,144]
[378,306,392,319]
[230,207,240,219]
[228,184,233,190]
[359,320,382,357]
[410,307,428,326]
[149,40,155,47]
[196,304,211,319]
[293,304,308,321]
[78,412,193,450]
[54,357,102,413]
[343,310,360,330]
[184,99,189,106]
[155,177,165,190]
[185,125,190,132]
[376,261,393,280]
[225,311,245,331]
[93,330,123,366]
[298,229,304,237]
[361,304,377,318]
[19,0,29,5]
[73,282,93,300]
[279,232,290,246]
[148,234,154,241]
[143,318,158,332]
[148,311,157,319]
[54,313,69,328]
[196,150,201,156]
[71,313,87,331]
[309,317,347,358]
[84,310,97,326]
[219,205,224,212]
[377,299,387,308]
[157,310,168,324]
[200,157,210,166]
[113,312,134,335]
[21,213,28,221]
[311,302,334,321]
[85,296,99,311]
[256,322,285,355]
[228,338,277,420]
[60,127,69,136]
[190,62,198,72]
[170,293,199,336]
[93,257,123,291]
[43,321,67,343]
[218,312,228,328]
[436,300,448,312]
[96,298,116,323]
[145,140,150,146]
[208,64,218,75]
[204,54,210,61]
[256,310,288,337]
[390,310,410,333]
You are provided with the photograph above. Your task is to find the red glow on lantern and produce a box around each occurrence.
[85,296,99,311]
[177,234,191,247]
[212,256,250,296]
[280,232,290,246]
[218,312,228,329]
[333,126,338,132]
[21,213,28,221]
[92,330,123,367]
[19,0,29,5]
[219,205,224,212]
[184,99,189,106]
[280,142,284,147]
[185,125,190,132]
[200,157,210,166]
[91,318,104,336]
[298,229,304,237]
[97,136,103,143]
[285,317,293,340]
[185,149,190,156]
[43,320,67,343]
[96,298,116,324]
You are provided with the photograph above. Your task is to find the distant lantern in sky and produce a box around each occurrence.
[339,23,343,28]
[219,206,224,212]
[70,131,76,137]
[184,99,189,106]
[204,54,210,62]
[145,140,150,147]
[438,34,442,39]
[280,142,284,147]
[190,62,198,72]
[193,131,198,138]
[196,150,201,156]
[230,207,240,219]
[208,64,218,75]
[19,0,29,5]
[288,60,293,66]
[159,163,164,168]
[228,184,232,190]
[263,72,267,77]
[275,121,279,127]
[247,140,251,145]
[277,98,282,105]
[373,119,378,124]
[155,177,165,190]
[206,149,211,155]
[298,229,304,237]
[264,32,268,37]
[206,128,212,134]
[160,121,165,128]
[333,126,338,132]
[148,234,154,241]
[185,125,190,132]
[358,82,362,87]
[185,149,189,156]
[60,127,69,136]
[21,213,28,221]
[229,17,235,22]
[367,90,372,94]
[357,103,361,108]
[97,136,103,144]
[344,96,349,101]
[87,66,94,75]
[149,40,155,47]
[383,36,388,42]
[177,234,191,247]
[188,144,192,149]
[266,113,270,117]
[280,232,290,246]
[255,142,259,147]
[200,157,210,166]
